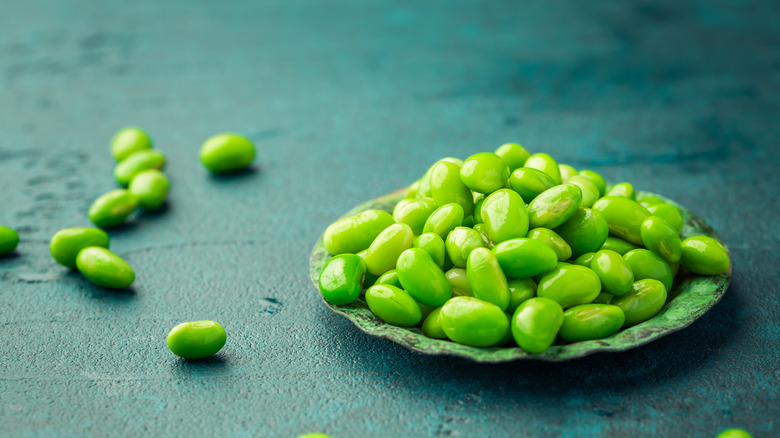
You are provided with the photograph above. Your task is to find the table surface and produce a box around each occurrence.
[1,1,778,437]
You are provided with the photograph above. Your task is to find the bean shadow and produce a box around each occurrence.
[332,278,745,401]
[172,353,232,376]
[207,165,259,182]
[64,270,137,304]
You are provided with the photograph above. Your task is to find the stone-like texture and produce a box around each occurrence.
[0,0,778,437]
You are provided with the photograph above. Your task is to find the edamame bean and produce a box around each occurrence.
[611,279,667,327]
[422,203,464,239]
[459,152,510,194]
[537,264,601,308]
[527,184,582,229]
[376,269,402,288]
[646,203,684,234]
[323,209,395,255]
[417,300,436,321]
[716,429,753,438]
[405,180,420,198]
[111,127,152,162]
[600,236,639,255]
[680,236,730,275]
[393,198,436,235]
[430,161,474,217]
[524,153,562,184]
[417,157,462,198]
[445,226,484,268]
[114,150,166,186]
[573,252,596,267]
[357,250,378,288]
[472,223,494,249]
[565,175,600,208]
[365,223,414,276]
[297,434,332,438]
[128,169,169,210]
[50,227,110,268]
[445,267,473,296]
[494,143,530,171]
[199,133,256,173]
[472,193,485,225]
[526,228,572,261]
[441,296,509,347]
[641,216,682,263]
[413,232,446,268]
[553,208,609,258]
[638,195,665,208]
[508,167,557,202]
[481,189,529,243]
[396,248,452,306]
[590,250,634,296]
[511,297,564,354]
[166,320,226,359]
[578,170,607,197]
[88,189,139,228]
[592,196,650,245]
[365,284,422,327]
[318,254,366,305]
[623,249,674,292]
[492,238,557,278]
[422,307,448,339]
[558,164,578,182]
[559,304,625,342]
[507,278,537,314]
[0,226,20,256]
[467,247,510,310]
[605,182,636,199]
[75,247,135,289]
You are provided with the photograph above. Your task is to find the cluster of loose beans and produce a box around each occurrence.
[1,127,256,360]
[318,144,731,354]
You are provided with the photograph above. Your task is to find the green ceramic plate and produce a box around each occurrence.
[309,189,732,362]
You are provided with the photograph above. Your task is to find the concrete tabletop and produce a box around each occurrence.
[1,1,778,437]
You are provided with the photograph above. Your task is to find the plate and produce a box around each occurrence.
[309,189,732,362]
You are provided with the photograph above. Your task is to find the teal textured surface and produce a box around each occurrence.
[1,1,779,437]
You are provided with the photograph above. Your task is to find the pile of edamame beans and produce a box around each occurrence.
[318,143,731,354]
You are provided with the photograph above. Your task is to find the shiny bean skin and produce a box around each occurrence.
[508,167,557,202]
[467,247,510,310]
[441,296,510,347]
[492,238,557,279]
[623,249,674,292]
[554,208,609,258]
[494,143,530,171]
[365,223,414,276]
[592,196,650,245]
[365,284,422,327]
[323,209,395,256]
[559,304,625,342]
[396,248,452,307]
[524,153,562,184]
[445,226,484,268]
[481,189,529,244]
[430,161,474,217]
[422,203,464,239]
[536,264,601,308]
[611,279,667,327]
[641,216,682,264]
[527,184,582,229]
[318,254,366,305]
[680,236,731,275]
[590,250,634,296]
[412,232,446,268]
[511,297,564,354]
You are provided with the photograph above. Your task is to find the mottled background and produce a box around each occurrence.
[1,1,778,437]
